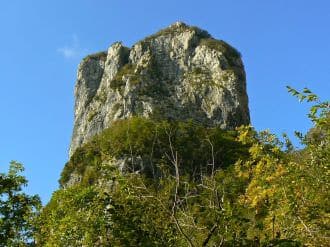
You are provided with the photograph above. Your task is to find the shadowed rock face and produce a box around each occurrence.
[69,22,250,156]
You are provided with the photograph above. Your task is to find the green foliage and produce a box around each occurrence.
[36,185,106,246]
[60,118,248,187]
[233,88,330,246]
[287,86,330,128]
[37,87,328,246]
[87,110,98,122]
[110,63,140,91]
[36,174,178,246]
[0,162,41,246]
[39,163,252,246]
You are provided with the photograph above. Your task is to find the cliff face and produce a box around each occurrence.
[69,22,250,156]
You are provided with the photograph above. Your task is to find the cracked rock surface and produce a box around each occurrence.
[69,22,250,156]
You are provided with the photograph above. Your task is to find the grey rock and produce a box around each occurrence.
[69,22,250,156]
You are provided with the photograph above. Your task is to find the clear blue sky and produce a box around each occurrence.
[1,1,329,204]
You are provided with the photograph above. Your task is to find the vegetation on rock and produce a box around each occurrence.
[1,87,328,246]
[60,117,248,187]
[70,23,250,155]
[143,22,211,43]
[110,63,140,91]
[34,88,329,246]
[199,38,241,66]
[82,51,107,63]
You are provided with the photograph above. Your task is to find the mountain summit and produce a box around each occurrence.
[69,22,250,156]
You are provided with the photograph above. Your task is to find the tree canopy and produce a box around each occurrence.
[0,161,41,247]
[3,87,329,246]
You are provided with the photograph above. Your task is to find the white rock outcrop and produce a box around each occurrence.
[69,22,250,156]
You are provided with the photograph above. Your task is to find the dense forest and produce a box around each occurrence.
[1,87,329,246]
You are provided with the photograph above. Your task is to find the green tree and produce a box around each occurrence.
[36,88,328,246]
[234,87,329,245]
[0,161,41,247]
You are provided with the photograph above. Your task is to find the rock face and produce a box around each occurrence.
[69,22,250,156]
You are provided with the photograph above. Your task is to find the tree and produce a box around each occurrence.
[36,88,328,246]
[234,87,329,245]
[0,161,41,246]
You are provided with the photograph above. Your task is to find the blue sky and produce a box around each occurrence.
[1,1,329,204]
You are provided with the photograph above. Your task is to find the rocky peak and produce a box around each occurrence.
[69,22,250,156]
